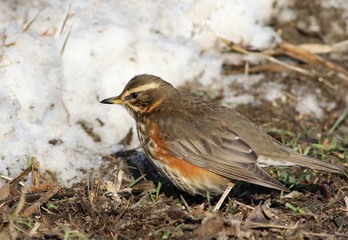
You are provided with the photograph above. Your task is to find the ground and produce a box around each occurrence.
[1,2,348,240]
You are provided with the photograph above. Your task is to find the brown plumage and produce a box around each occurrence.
[100,74,345,195]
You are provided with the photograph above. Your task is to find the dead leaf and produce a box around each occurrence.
[194,217,224,239]
[281,191,302,199]
[261,200,279,220]
[0,183,10,201]
[246,205,267,223]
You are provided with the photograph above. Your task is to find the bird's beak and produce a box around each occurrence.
[100,95,124,104]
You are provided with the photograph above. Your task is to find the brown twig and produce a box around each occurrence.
[9,165,32,185]
[23,10,42,32]
[213,183,234,212]
[278,42,348,78]
[31,157,40,186]
[224,64,290,75]
[61,100,70,124]
[297,40,348,54]
[22,184,61,217]
[9,188,27,239]
[90,178,101,204]
[233,200,255,210]
[242,220,299,229]
[219,38,314,76]
[60,5,73,35]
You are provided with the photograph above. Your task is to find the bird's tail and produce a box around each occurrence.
[260,153,346,174]
[288,154,346,174]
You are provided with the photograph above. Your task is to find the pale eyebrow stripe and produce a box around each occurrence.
[122,82,160,98]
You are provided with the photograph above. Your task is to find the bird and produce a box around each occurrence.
[100,74,345,196]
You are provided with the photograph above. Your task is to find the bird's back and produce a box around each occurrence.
[158,92,345,174]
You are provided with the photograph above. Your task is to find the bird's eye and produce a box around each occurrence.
[131,92,139,99]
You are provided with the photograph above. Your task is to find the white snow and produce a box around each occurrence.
[293,90,336,119]
[221,74,264,106]
[0,0,334,185]
[261,82,287,103]
[321,0,348,10]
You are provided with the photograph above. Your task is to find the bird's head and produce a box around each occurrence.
[100,74,176,117]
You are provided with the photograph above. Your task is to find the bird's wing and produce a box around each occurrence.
[218,108,345,174]
[154,114,288,191]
